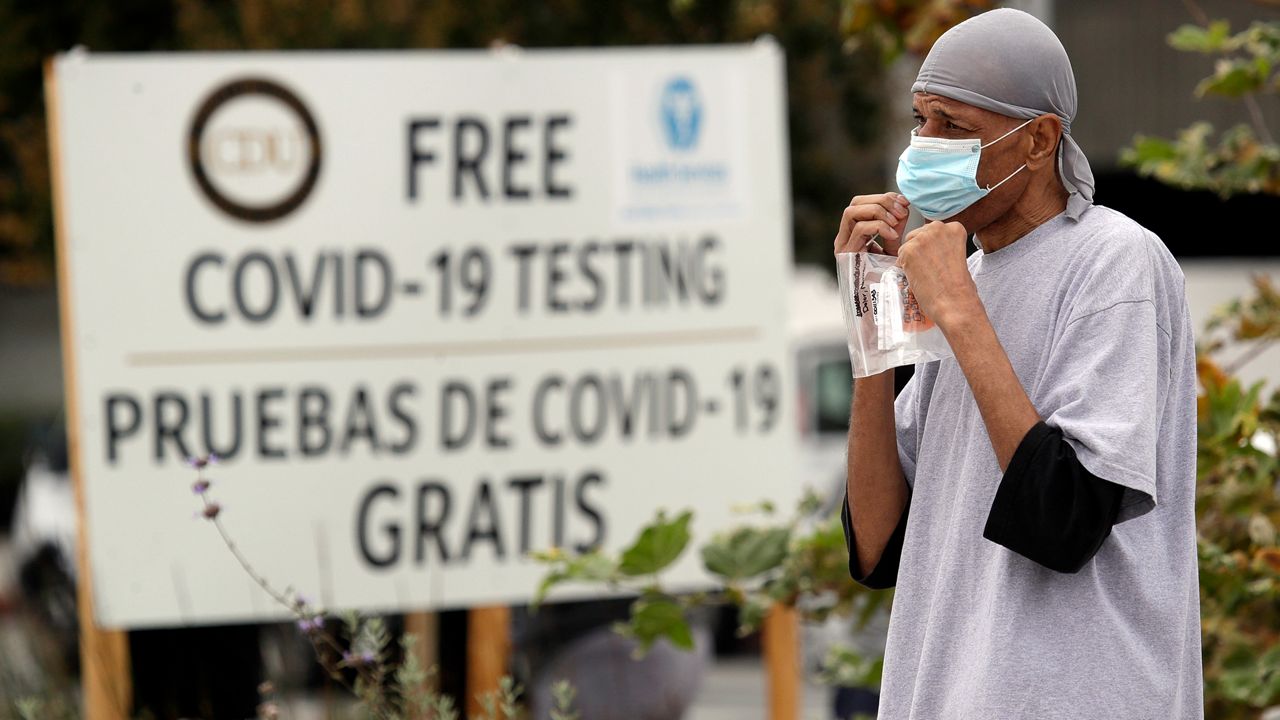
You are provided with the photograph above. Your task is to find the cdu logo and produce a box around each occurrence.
[659,76,701,152]
[187,77,322,223]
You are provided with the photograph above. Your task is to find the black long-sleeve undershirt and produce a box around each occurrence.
[841,488,910,590]
[980,421,1126,573]
[841,421,1127,588]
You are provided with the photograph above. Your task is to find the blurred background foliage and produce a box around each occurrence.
[1121,15,1280,197]
[1124,9,1280,717]
[1197,275,1280,719]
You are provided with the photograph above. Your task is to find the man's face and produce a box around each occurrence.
[909,93,1029,232]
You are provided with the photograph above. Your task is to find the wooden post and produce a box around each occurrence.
[763,603,800,720]
[466,605,512,718]
[404,611,439,688]
[44,58,133,719]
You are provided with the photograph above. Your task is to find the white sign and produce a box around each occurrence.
[48,42,797,628]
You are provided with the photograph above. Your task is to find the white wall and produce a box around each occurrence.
[1182,259,1280,391]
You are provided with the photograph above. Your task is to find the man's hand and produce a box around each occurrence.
[898,220,1041,472]
[834,192,911,256]
[897,220,981,331]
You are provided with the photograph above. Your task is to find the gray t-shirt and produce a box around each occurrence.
[877,205,1203,719]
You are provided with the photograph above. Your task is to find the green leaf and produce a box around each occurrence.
[1120,134,1179,164]
[533,552,618,607]
[1196,57,1268,97]
[818,644,884,689]
[15,699,42,720]
[736,592,772,636]
[618,510,693,577]
[701,526,791,581]
[1168,20,1231,53]
[550,680,579,720]
[395,633,432,717]
[1119,122,1280,198]
[1237,21,1280,63]
[618,596,694,654]
[431,694,459,720]
[855,589,891,630]
[341,609,361,637]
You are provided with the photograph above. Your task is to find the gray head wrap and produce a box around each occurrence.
[913,8,1094,219]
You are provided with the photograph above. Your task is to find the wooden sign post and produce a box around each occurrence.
[45,58,134,720]
[404,611,440,690]
[764,603,801,720]
[467,605,512,718]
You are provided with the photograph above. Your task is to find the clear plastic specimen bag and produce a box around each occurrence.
[835,251,954,378]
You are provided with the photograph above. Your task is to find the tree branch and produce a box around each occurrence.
[1223,336,1279,376]
[1243,94,1277,146]
[1181,0,1276,145]
[1182,0,1210,26]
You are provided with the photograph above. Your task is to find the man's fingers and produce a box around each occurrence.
[834,192,912,255]
[878,231,903,257]
[838,201,881,238]
[836,220,898,255]
[850,220,899,248]
[843,202,900,226]
[897,226,926,254]
[849,192,911,219]
[835,230,866,255]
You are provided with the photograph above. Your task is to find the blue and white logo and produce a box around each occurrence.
[660,77,701,151]
[615,69,742,222]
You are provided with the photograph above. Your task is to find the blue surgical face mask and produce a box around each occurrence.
[895,118,1034,221]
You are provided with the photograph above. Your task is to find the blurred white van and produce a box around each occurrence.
[789,264,890,708]
[789,264,855,513]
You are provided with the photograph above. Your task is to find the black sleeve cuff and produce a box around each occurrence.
[841,489,910,590]
[982,421,1126,573]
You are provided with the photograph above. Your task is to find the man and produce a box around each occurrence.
[835,8,1203,720]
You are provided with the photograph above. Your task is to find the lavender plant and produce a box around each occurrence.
[187,457,549,720]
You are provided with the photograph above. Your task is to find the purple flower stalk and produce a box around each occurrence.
[340,650,376,667]
[201,503,221,519]
[185,453,220,469]
[192,479,210,495]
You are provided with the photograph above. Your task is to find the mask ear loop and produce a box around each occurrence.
[979,117,1036,191]
[984,163,1028,191]
[1055,137,1066,186]
[978,117,1036,150]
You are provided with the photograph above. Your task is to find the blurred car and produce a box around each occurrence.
[790,264,855,511]
[790,264,890,717]
[10,420,79,671]
[10,420,268,714]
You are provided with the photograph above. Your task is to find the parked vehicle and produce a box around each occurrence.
[10,420,78,672]
[790,264,889,718]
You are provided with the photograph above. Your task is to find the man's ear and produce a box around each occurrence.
[1026,114,1062,171]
